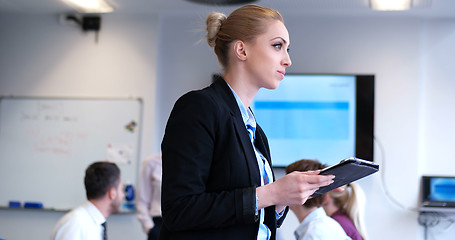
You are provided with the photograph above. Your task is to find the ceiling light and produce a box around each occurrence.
[62,0,114,13]
[370,0,412,11]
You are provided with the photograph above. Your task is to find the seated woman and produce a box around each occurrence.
[322,182,368,240]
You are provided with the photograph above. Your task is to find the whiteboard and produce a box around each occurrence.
[0,97,142,211]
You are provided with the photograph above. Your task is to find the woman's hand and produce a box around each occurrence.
[256,170,334,212]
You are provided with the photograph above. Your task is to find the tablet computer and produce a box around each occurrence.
[310,157,379,197]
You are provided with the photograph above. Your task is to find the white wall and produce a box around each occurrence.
[420,19,455,175]
[1,9,454,240]
[0,13,158,240]
[416,20,455,240]
[152,12,222,152]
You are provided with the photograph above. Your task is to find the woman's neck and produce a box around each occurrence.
[322,202,339,217]
[223,69,259,108]
[292,206,318,223]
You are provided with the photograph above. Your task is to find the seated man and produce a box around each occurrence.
[50,161,124,240]
[285,159,351,240]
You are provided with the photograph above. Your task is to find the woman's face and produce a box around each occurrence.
[244,20,292,90]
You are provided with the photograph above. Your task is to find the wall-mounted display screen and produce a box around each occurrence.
[251,74,374,167]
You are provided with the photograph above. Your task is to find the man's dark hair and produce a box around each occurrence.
[285,159,327,208]
[84,161,120,200]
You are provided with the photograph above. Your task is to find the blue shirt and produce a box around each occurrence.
[228,84,277,240]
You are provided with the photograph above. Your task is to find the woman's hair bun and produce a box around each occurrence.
[206,12,226,48]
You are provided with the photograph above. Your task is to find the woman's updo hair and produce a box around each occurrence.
[206,12,227,48]
[205,4,283,68]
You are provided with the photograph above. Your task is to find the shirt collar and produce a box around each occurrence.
[294,207,327,240]
[85,201,106,225]
[227,83,256,129]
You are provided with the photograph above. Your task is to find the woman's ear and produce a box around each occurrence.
[233,40,247,61]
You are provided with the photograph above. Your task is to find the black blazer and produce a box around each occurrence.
[160,77,287,240]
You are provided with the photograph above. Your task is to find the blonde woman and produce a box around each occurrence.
[323,182,368,240]
[161,4,334,240]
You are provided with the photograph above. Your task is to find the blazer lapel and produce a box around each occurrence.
[232,114,261,186]
[212,78,261,186]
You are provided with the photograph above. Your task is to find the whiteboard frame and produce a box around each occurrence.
[0,96,143,211]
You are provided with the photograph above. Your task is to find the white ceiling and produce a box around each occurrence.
[0,0,454,18]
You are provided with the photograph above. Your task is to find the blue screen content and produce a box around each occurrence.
[429,178,455,202]
[252,75,356,167]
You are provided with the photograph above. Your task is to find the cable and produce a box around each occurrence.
[374,136,418,212]
[435,213,455,233]
[418,211,455,240]
[376,137,455,239]
[418,212,439,240]
[418,212,442,227]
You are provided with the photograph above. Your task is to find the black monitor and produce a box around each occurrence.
[251,74,374,167]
